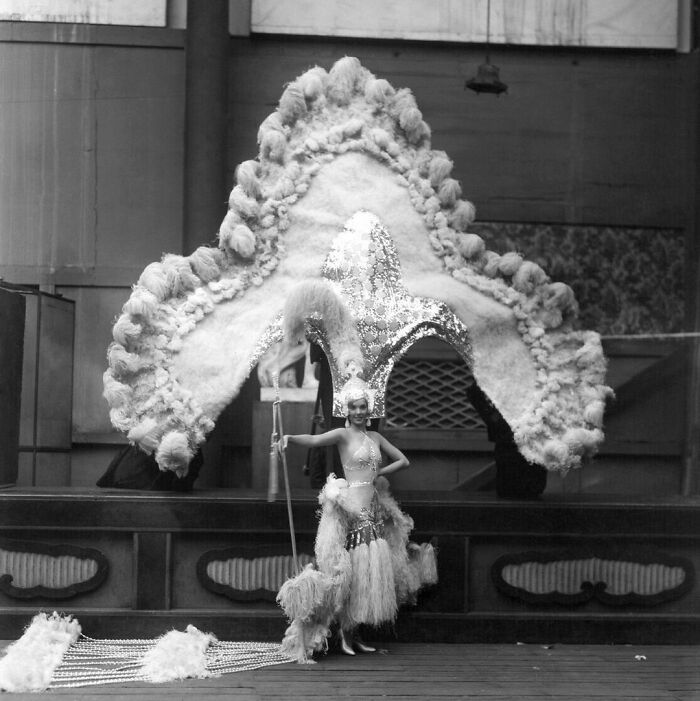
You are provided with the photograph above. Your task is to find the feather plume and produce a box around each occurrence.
[438,178,462,206]
[141,626,215,683]
[448,200,476,231]
[327,56,363,105]
[127,416,162,453]
[189,246,223,283]
[0,612,80,692]
[278,82,307,124]
[428,153,453,186]
[235,159,261,198]
[156,431,193,476]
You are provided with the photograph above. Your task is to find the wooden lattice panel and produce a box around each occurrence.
[385,359,485,431]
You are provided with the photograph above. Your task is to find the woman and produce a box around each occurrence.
[276,377,437,662]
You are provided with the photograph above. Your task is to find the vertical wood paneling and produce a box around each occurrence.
[61,286,131,438]
[134,532,171,610]
[0,43,97,271]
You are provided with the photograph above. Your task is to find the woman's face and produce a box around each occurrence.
[347,398,368,427]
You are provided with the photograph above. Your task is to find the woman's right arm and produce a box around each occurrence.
[283,428,345,450]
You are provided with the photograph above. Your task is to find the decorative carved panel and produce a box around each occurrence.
[492,550,694,606]
[0,539,108,599]
[197,544,314,602]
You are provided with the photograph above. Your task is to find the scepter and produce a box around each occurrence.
[269,373,299,568]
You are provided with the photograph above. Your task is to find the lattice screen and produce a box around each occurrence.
[384,358,485,431]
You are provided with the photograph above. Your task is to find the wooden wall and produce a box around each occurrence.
[227,37,696,228]
[0,25,186,485]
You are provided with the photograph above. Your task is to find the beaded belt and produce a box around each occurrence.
[345,498,384,550]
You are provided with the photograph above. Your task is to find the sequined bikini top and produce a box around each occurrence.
[343,432,379,486]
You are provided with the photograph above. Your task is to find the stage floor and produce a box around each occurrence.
[1,642,697,700]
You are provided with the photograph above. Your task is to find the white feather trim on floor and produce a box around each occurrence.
[0,614,293,690]
[0,611,81,692]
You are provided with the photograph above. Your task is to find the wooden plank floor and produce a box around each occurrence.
[1,642,698,700]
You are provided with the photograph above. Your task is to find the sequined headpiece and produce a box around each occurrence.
[338,375,375,415]
[253,210,473,419]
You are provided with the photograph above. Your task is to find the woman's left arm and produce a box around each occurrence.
[375,433,409,476]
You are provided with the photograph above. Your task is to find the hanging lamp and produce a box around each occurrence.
[465,0,508,96]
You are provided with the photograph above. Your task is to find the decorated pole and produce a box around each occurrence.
[271,373,299,567]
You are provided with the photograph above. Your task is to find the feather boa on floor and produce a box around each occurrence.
[0,614,292,691]
[277,475,437,663]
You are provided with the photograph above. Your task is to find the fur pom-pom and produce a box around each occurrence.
[102,371,133,408]
[138,262,170,301]
[127,417,162,453]
[278,82,307,124]
[563,427,603,456]
[109,406,132,432]
[256,112,284,143]
[398,106,423,135]
[123,288,159,321]
[228,186,260,221]
[438,178,462,206]
[364,77,395,106]
[272,175,295,200]
[498,251,524,277]
[583,400,606,428]
[298,66,327,100]
[391,88,418,117]
[575,336,605,369]
[409,120,431,144]
[221,222,256,259]
[142,626,216,683]
[512,261,548,294]
[108,343,142,376]
[448,200,476,231]
[457,232,486,260]
[342,118,364,138]
[161,254,199,295]
[482,251,502,277]
[112,314,142,346]
[542,439,570,467]
[235,159,261,198]
[188,246,223,283]
[428,154,453,186]
[260,129,288,163]
[327,56,364,105]
[370,127,391,149]
[156,431,193,477]
[545,281,576,310]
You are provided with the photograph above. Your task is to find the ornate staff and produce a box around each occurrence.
[268,373,299,568]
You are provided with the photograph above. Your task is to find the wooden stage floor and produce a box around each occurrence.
[1,642,698,700]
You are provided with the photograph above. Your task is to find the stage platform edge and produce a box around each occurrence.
[0,487,699,644]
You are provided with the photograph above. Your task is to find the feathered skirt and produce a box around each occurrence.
[277,475,437,662]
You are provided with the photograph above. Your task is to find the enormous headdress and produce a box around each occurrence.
[103,57,610,476]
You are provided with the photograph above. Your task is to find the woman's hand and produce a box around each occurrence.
[280,435,289,451]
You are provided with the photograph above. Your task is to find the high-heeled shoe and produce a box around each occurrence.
[353,638,376,653]
[339,629,356,656]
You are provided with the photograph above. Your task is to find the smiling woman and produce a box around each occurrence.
[277,375,437,662]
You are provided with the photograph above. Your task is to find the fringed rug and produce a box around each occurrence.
[0,612,293,692]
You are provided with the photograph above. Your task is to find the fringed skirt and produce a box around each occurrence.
[340,494,398,628]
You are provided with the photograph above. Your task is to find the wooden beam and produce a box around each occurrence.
[183,0,229,254]
[682,51,700,495]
